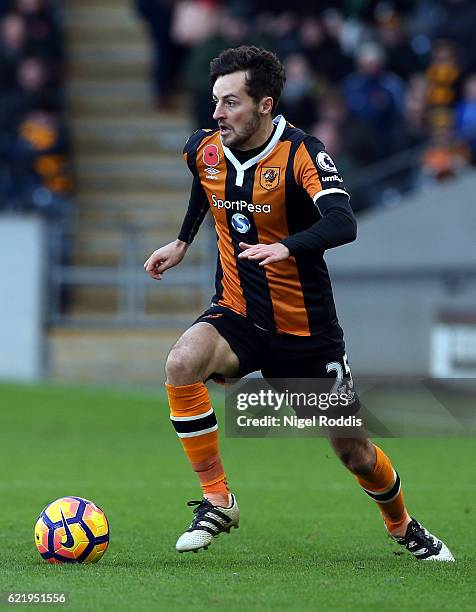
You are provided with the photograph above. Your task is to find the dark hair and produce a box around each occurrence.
[209,46,286,110]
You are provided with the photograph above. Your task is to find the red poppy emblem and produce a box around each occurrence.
[203,144,219,167]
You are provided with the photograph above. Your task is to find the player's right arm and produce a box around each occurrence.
[144,239,189,280]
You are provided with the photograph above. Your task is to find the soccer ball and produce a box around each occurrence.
[34,496,109,564]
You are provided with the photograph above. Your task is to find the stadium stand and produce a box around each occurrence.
[0,0,71,217]
[2,0,475,383]
[0,0,72,301]
[139,0,476,208]
[46,0,212,382]
[62,0,208,318]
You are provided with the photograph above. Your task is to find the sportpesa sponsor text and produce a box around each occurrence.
[211,194,271,213]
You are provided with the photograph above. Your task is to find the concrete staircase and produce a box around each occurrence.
[65,0,192,237]
[48,0,209,384]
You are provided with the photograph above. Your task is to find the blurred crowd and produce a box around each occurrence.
[0,0,73,221]
[136,0,476,209]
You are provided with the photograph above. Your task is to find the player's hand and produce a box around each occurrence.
[144,239,189,280]
[238,242,290,266]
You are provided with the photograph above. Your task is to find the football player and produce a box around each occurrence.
[145,46,454,561]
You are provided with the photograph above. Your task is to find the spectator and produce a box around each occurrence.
[397,73,429,150]
[1,54,64,210]
[316,90,377,171]
[433,0,476,72]
[425,39,462,110]
[454,73,476,161]
[375,5,423,81]
[15,0,63,63]
[342,41,405,160]
[8,108,72,211]
[256,11,299,58]
[135,0,190,109]
[420,109,470,182]
[320,7,366,58]
[182,7,252,129]
[10,55,61,118]
[278,53,318,132]
[0,12,27,89]
[0,0,72,298]
[152,1,476,213]
[171,0,219,46]
[297,15,353,83]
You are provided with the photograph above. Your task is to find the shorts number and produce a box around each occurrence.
[326,354,353,393]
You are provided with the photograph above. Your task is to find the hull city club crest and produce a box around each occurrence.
[260,167,280,191]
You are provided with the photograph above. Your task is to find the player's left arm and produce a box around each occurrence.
[280,136,357,256]
[238,241,290,266]
[280,192,356,255]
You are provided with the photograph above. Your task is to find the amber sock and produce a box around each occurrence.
[166,381,230,506]
[356,444,410,533]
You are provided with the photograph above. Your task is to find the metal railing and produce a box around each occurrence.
[47,220,216,328]
[345,145,425,211]
[45,145,472,328]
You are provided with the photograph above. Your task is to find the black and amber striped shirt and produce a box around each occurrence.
[179,115,356,350]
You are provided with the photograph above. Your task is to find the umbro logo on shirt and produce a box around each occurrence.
[321,174,343,182]
[205,167,220,180]
[203,143,221,178]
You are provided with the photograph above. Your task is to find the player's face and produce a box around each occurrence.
[212,71,263,150]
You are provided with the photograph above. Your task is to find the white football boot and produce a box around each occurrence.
[176,495,239,553]
[392,518,455,561]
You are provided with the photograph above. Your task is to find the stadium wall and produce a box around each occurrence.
[0,215,46,380]
[327,172,476,376]
[46,173,476,385]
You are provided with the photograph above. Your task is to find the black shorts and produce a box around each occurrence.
[193,305,359,416]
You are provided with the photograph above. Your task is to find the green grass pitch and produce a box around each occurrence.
[0,382,474,611]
